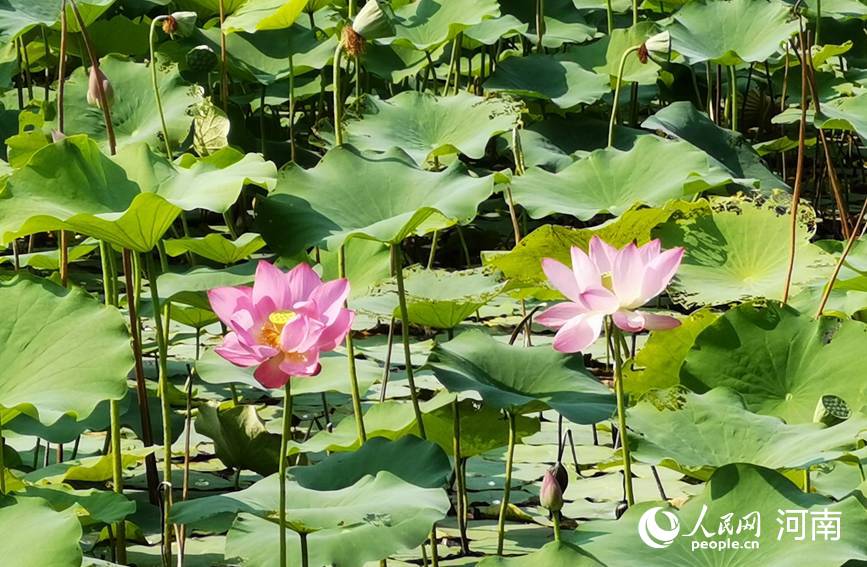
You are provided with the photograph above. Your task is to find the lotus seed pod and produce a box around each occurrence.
[171,11,198,37]
[186,45,218,73]
[351,0,394,41]
[812,394,851,426]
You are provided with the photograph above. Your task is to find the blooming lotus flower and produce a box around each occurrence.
[208,261,353,389]
[537,237,683,353]
[86,66,113,110]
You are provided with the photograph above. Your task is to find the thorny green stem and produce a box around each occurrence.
[608,45,641,148]
[149,16,173,157]
[496,411,517,555]
[393,243,426,439]
[278,381,293,567]
[338,245,367,444]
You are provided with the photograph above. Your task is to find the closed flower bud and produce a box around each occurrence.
[540,469,564,512]
[86,66,113,110]
[639,31,671,64]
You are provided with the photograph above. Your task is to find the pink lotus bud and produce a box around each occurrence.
[51,130,66,143]
[86,66,114,110]
[540,468,564,512]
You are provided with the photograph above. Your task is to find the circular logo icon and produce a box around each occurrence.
[638,506,680,549]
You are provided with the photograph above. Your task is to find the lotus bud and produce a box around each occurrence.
[540,468,564,512]
[86,66,114,110]
[812,394,850,426]
[638,31,671,64]
[51,130,66,143]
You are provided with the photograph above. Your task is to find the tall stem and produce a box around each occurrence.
[816,0,822,45]
[288,55,296,162]
[728,65,738,132]
[632,0,638,25]
[333,42,345,145]
[143,251,173,566]
[611,322,634,506]
[300,532,309,567]
[441,38,458,96]
[535,0,545,52]
[453,401,469,553]
[337,245,367,444]
[393,243,426,439]
[218,0,228,111]
[57,1,67,132]
[605,0,614,34]
[552,511,561,542]
[148,16,173,157]
[496,411,517,555]
[0,422,6,495]
[608,46,641,148]
[278,381,293,567]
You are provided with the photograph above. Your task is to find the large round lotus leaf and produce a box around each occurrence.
[290,436,451,490]
[463,14,528,45]
[681,301,867,423]
[353,266,506,329]
[576,463,867,566]
[221,0,307,33]
[387,0,500,50]
[113,144,277,213]
[195,404,281,475]
[0,497,82,567]
[510,136,733,220]
[0,0,113,41]
[629,388,867,471]
[483,54,609,109]
[60,55,202,153]
[500,0,597,48]
[426,330,615,423]
[656,197,834,308]
[0,276,130,425]
[488,201,708,294]
[17,485,135,525]
[320,238,392,300]
[256,146,495,254]
[170,471,449,566]
[164,233,265,265]
[563,22,660,85]
[643,102,787,190]
[196,349,379,396]
[666,0,798,65]
[193,25,337,85]
[342,92,521,166]
[478,541,603,566]
[623,309,718,396]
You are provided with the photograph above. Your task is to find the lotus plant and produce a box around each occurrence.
[209,260,353,567]
[537,237,683,506]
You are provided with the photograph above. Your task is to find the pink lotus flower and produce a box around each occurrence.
[208,261,353,388]
[536,237,683,353]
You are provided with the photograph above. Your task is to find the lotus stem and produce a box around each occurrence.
[608,45,641,148]
[278,380,293,567]
[142,251,174,566]
[393,243,426,439]
[453,401,469,554]
[67,0,116,154]
[149,15,173,157]
[333,41,345,145]
[816,0,822,45]
[430,525,439,565]
[803,468,811,493]
[442,37,458,96]
[57,0,68,132]
[337,245,367,444]
[496,411,517,555]
[288,55,296,162]
[0,424,6,495]
[632,0,638,25]
[218,0,228,111]
[300,532,309,567]
[610,321,634,506]
[816,196,867,317]
[606,0,614,34]
[122,249,160,506]
[535,0,545,52]
[728,65,738,132]
[552,511,561,542]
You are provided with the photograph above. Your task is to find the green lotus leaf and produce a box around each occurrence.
[681,301,867,423]
[320,239,392,299]
[343,91,521,166]
[510,136,733,220]
[656,197,835,308]
[426,330,615,423]
[289,436,452,490]
[196,349,379,396]
[629,388,867,471]
[17,485,136,525]
[194,24,337,85]
[0,0,114,41]
[222,0,307,33]
[156,261,258,300]
[478,541,603,566]
[488,201,708,293]
[811,93,867,141]
[795,0,867,18]
[483,54,609,109]
[562,22,660,86]
[170,471,449,566]
[576,463,867,566]
[624,309,719,396]
[195,404,281,475]
[256,146,495,255]
[666,0,798,65]
[500,0,597,48]
[0,240,98,270]
[643,102,787,189]
[59,55,202,153]
[387,0,500,51]
[463,14,528,45]
[0,497,82,567]
[0,276,131,425]
[354,266,506,329]
[364,41,448,83]
[114,144,277,214]
[164,233,265,265]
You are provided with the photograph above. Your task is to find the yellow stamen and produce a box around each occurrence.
[268,310,296,326]
[261,310,297,349]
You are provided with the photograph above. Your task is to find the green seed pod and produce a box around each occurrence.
[186,45,218,73]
